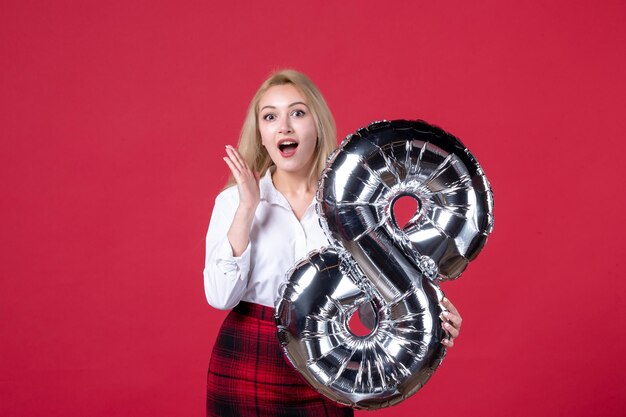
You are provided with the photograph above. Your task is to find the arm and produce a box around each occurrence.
[203,145,260,310]
[203,190,252,310]
[223,145,260,257]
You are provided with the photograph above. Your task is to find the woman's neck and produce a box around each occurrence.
[272,169,316,221]
[271,169,316,197]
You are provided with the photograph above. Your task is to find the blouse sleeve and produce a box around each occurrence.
[203,188,252,310]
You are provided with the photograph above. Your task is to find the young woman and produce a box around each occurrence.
[203,69,463,416]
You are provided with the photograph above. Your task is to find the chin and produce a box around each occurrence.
[275,161,312,175]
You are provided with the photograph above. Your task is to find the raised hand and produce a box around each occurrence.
[223,145,260,211]
[223,145,260,257]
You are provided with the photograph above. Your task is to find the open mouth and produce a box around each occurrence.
[278,140,298,157]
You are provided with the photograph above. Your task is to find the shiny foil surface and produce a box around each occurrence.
[275,120,494,409]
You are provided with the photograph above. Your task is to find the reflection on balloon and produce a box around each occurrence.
[275,120,494,409]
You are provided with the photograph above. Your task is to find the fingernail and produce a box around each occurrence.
[444,323,451,328]
[443,311,449,317]
[442,297,448,303]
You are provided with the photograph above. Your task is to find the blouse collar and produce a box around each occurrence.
[259,168,291,209]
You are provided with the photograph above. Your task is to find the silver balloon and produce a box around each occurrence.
[275,120,494,409]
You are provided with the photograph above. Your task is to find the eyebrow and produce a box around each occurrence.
[260,101,309,112]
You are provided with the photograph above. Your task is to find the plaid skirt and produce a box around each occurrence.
[207,301,354,417]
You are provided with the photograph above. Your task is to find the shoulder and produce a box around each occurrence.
[215,185,239,204]
[211,185,240,215]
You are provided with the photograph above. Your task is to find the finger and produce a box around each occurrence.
[225,146,243,172]
[441,297,459,315]
[442,338,455,348]
[225,146,245,172]
[223,157,241,179]
[226,145,249,171]
[443,320,459,338]
[442,310,462,329]
[441,297,460,316]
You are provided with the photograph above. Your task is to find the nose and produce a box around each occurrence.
[278,117,293,134]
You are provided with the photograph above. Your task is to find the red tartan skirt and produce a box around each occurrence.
[207,301,354,417]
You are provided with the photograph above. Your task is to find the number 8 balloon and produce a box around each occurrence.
[275,120,494,409]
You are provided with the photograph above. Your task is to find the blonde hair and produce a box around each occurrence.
[226,69,336,187]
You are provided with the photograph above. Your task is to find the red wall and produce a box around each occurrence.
[1,1,625,416]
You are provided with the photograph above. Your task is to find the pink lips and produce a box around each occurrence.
[277,138,299,158]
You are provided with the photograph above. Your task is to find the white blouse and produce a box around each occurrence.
[203,169,330,310]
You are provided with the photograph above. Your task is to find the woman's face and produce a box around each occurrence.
[258,84,318,177]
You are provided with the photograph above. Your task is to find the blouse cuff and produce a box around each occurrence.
[215,239,251,280]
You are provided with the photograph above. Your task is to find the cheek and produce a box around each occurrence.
[259,127,272,149]
[304,119,318,141]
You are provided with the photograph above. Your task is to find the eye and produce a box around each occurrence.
[262,113,276,121]
[291,109,306,117]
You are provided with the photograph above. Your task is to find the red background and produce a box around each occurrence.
[1,1,625,416]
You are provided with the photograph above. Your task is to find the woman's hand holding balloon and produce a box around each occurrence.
[223,145,260,256]
[441,297,462,347]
